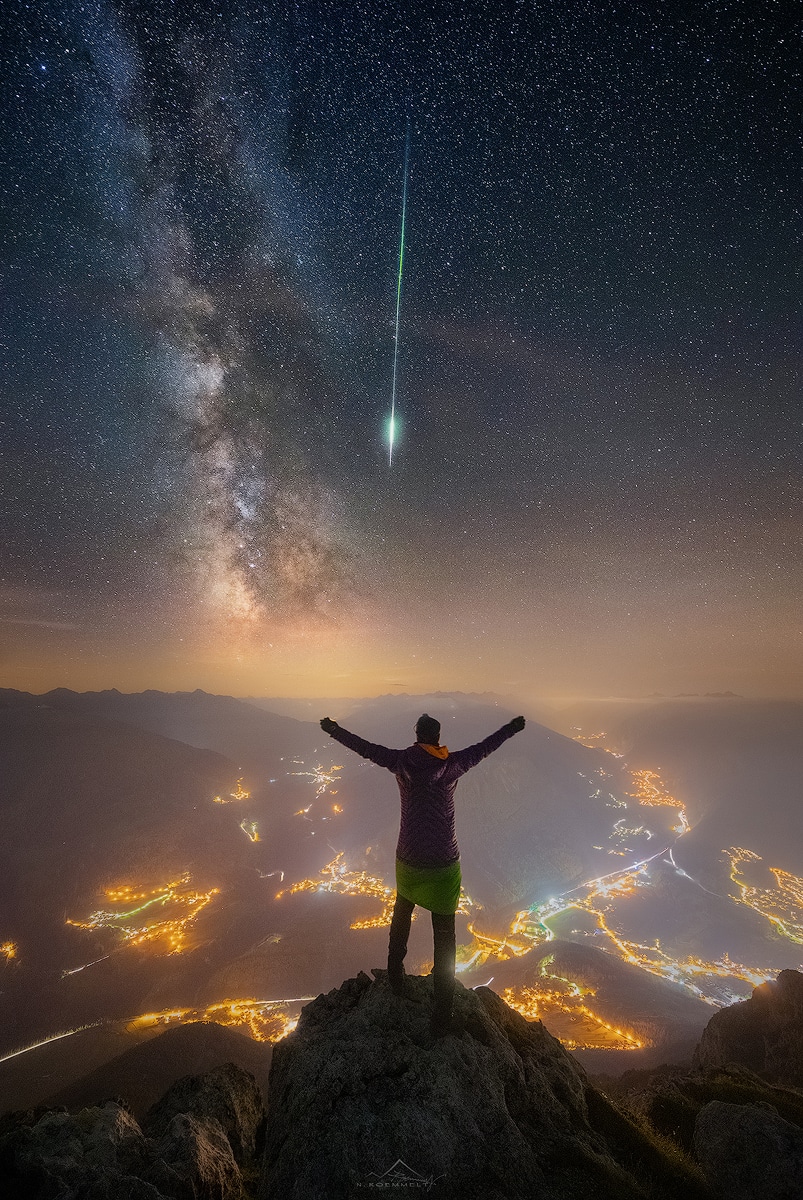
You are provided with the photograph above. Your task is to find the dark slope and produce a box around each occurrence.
[0,686,318,777]
[0,705,241,938]
[43,1021,272,1118]
[0,705,269,1052]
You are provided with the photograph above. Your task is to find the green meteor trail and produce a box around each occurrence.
[388,126,410,466]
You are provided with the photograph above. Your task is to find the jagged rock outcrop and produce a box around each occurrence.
[0,1100,170,1200]
[143,1061,265,1165]
[693,1099,803,1199]
[0,1061,264,1200]
[693,968,803,1085]
[623,1063,803,1154]
[259,970,711,1200]
[148,1110,242,1200]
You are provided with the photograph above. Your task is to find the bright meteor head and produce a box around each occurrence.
[386,413,398,465]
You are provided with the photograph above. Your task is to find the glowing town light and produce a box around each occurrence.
[499,984,644,1051]
[131,996,315,1043]
[289,762,343,798]
[462,923,533,967]
[240,819,260,842]
[213,777,250,804]
[1,941,17,962]
[503,830,789,1009]
[726,848,803,944]
[67,875,220,955]
[625,766,692,838]
[277,852,399,928]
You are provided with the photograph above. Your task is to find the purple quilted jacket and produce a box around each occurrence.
[327,722,519,868]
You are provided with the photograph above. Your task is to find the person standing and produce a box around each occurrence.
[319,711,525,1034]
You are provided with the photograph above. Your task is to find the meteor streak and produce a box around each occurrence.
[388,124,410,466]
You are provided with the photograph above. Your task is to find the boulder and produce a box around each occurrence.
[693,969,803,1085]
[147,1112,243,1200]
[623,1063,803,1154]
[0,1100,165,1199]
[0,1062,262,1200]
[143,1061,265,1164]
[693,1099,803,1199]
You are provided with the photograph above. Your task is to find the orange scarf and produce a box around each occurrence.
[418,742,449,759]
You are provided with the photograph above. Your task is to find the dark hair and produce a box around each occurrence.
[415,713,441,744]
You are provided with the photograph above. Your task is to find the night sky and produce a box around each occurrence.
[2,0,800,701]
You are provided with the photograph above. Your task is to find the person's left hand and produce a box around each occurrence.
[508,715,526,733]
[320,717,338,734]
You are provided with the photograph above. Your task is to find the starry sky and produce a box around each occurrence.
[1,0,800,701]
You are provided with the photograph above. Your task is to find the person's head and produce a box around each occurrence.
[415,713,441,745]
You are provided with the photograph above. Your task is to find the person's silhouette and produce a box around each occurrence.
[320,711,525,1034]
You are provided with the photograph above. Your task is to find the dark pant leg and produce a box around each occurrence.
[431,910,456,1030]
[387,893,415,990]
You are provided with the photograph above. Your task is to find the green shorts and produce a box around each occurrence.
[395,858,461,916]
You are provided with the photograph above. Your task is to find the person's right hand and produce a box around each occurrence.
[320,717,338,734]
[508,715,526,733]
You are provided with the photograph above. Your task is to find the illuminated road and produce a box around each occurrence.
[0,995,316,1066]
[130,995,316,1042]
[0,1023,104,1065]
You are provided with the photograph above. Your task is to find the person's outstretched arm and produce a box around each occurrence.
[320,717,400,771]
[448,715,525,777]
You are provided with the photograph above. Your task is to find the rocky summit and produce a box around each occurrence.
[259,970,707,1200]
[693,968,803,1086]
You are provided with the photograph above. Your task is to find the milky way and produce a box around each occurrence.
[89,0,356,643]
[1,0,800,697]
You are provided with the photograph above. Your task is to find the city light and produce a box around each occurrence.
[131,996,314,1042]
[213,778,250,803]
[501,984,644,1050]
[628,768,690,834]
[240,819,260,842]
[277,852,397,928]
[726,848,803,944]
[66,875,220,954]
[44,743,803,1060]
[289,763,343,798]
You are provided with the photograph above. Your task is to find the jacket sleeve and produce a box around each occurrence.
[327,724,400,771]
[448,721,520,777]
